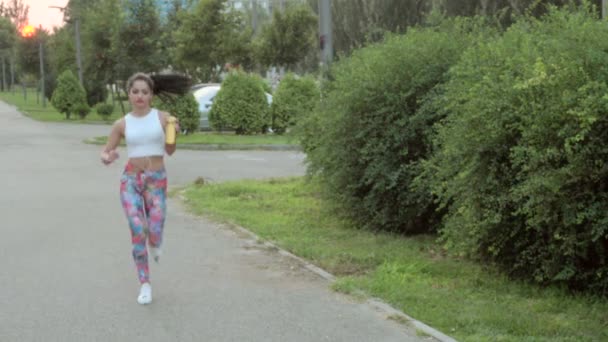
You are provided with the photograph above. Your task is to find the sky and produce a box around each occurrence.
[24,0,68,30]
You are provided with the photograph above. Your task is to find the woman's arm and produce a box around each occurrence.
[100,119,124,165]
[160,111,178,156]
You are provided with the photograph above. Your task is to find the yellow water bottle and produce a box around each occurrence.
[165,116,177,145]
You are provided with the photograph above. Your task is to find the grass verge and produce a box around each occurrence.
[0,88,125,123]
[87,132,299,148]
[180,177,608,342]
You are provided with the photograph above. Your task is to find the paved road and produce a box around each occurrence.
[0,103,429,342]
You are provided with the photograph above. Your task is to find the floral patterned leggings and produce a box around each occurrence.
[120,163,167,284]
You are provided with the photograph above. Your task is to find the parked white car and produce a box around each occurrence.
[193,84,273,130]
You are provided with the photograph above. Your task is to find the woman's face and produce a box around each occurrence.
[128,80,153,110]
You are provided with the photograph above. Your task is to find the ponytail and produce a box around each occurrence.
[150,72,192,97]
[126,72,192,101]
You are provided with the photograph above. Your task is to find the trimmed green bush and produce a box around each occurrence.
[295,76,334,155]
[50,70,88,120]
[96,103,114,120]
[294,94,324,154]
[427,5,608,294]
[209,71,269,134]
[152,94,200,134]
[270,73,319,134]
[74,102,91,119]
[305,17,494,234]
[261,79,272,94]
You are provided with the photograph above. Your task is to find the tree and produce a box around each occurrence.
[254,4,317,70]
[303,0,598,58]
[0,15,16,50]
[16,26,49,77]
[233,0,271,34]
[79,0,123,105]
[0,0,28,89]
[65,0,99,15]
[219,9,255,71]
[173,0,252,81]
[327,0,428,56]
[0,16,16,90]
[51,70,88,120]
[0,0,29,30]
[114,0,164,83]
[432,0,588,22]
[160,0,188,68]
[47,27,77,98]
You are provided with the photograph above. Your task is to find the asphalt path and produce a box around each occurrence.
[0,102,430,342]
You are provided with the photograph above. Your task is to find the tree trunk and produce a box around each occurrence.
[480,0,490,15]
[110,82,116,107]
[10,57,14,93]
[116,80,126,115]
[507,0,521,15]
[1,56,5,92]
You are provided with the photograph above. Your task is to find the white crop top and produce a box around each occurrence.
[124,109,165,158]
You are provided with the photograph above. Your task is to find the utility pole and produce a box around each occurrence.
[50,5,83,86]
[2,57,6,91]
[10,58,14,93]
[318,0,333,66]
[74,18,83,85]
[39,39,46,107]
[603,0,607,19]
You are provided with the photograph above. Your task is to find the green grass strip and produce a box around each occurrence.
[0,88,125,123]
[181,177,608,342]
[88,132,298,147]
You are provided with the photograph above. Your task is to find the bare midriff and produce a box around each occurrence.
[126,155,165,173]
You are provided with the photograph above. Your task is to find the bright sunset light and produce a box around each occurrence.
[20,24,35,38]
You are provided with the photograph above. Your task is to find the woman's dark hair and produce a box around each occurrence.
[126,72,192,100]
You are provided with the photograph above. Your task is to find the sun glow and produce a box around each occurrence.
[21,25,36,38]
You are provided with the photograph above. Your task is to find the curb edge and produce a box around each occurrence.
[228,223,458,342]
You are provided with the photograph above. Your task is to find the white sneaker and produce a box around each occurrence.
[150,247,162,263]
[137,283,152,305]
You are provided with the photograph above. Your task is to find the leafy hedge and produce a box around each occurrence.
[209,71,269,134]
[305,17,494,234]
[95,103,114,120]
[428,5,608,293]
[303,4,608,294]
[153,94,200,134]
[270,73,319,134]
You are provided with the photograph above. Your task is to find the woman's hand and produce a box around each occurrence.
[101,119,124,165]
[101,150,119,165]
